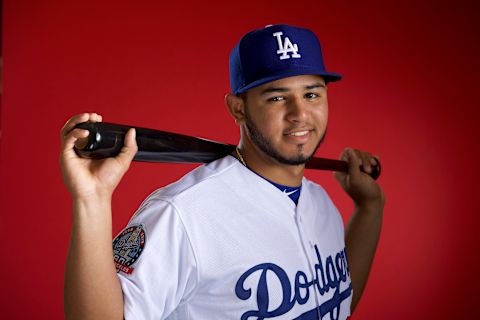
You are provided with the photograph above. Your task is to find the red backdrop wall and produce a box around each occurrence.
[2,0,479,318]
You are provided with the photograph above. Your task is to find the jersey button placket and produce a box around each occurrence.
[294,211,321,314]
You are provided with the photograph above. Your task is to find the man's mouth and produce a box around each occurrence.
[287,130,310,137]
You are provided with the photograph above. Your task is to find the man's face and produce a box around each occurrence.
[242,75,329,165]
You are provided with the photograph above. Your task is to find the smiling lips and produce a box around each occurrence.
[284,129,314,143]
[288,130,310,137]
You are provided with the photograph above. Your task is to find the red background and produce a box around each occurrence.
[2,0,480,318]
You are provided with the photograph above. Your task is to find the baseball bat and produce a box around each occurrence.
[74,122,381,180]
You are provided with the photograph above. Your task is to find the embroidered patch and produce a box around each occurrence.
[112,224,146,274]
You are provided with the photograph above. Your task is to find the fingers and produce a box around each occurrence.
[358,150,372,174]
[360,152,380,175]
[346,148,361,175]
[60,113,104,159]
[334,148,355,182]
[123,128,138,153]
[336,147,384,205]
[61,112,102,139]
[63,128,90,150]
[117,128,138,166]
[340,147,379,176]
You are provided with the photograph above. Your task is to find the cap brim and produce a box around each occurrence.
[235,70,342,94]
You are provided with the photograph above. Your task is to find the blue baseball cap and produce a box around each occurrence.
[229,24,342,95]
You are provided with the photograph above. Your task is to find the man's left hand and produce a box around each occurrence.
[334,148,385,208]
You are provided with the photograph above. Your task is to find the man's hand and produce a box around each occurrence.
[61,113,136,320]
[334,147,385,313]
[60,112,138,200]
[334,148,385,208]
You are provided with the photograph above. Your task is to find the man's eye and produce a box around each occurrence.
[268,96,285,102]
[305,92,319,99]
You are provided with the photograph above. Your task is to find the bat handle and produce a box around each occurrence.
[306,157,381,180]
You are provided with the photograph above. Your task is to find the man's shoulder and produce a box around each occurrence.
[301,177,337,208]
[302,176,327,194]
[147,155,240,202]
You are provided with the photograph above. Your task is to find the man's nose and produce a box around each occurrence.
[286,97,308,123]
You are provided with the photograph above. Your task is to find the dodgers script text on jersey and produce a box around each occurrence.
[235,245,351,319]
[114,156,352,319]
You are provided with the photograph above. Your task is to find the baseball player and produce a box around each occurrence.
[61,24,384,320]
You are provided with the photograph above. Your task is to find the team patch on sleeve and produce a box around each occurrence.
[112,224,146,274]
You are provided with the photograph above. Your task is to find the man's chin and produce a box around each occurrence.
[273,149,317,166]
[278,155,313,166]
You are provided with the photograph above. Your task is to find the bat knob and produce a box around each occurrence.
[369,159,381,180]
[74,122,124,159]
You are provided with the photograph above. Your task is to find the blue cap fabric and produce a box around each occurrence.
[229,24,342,95]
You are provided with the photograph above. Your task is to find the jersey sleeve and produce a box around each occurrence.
[114,197,198,319]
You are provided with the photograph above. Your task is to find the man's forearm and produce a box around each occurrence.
[345,200,384,312]
[64,196,124,320]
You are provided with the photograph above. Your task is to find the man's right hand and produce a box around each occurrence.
[60,113,138,199]
[60,112,138,200]
[62,113,135,320]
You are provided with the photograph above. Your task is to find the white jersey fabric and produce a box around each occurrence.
[116,155,352,320]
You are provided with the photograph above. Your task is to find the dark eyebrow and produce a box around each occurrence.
[305,83,326,90]
[261,87,289,95]
[261,83,326,95]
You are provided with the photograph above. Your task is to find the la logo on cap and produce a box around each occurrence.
[273,32,301,60]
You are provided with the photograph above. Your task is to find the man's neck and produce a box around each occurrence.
[236,143,305,187]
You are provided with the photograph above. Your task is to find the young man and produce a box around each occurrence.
[61,24,384,320]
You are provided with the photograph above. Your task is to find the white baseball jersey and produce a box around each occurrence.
[114,155,352,319]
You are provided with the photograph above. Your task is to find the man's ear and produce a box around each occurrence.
[224,93,246,125]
